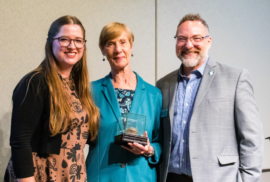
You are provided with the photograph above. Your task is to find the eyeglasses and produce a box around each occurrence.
[54,36,86,48]
[174,35,209,45]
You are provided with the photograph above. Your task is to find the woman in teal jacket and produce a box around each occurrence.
[86,22,162,182]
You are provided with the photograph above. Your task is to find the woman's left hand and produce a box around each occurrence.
[121,131,154,155]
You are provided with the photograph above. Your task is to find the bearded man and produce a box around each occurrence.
[156,14,263,182]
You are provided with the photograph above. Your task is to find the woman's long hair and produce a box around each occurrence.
[35,15,99,140]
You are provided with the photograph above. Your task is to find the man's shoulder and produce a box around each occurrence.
[156,69,178,87]
[212,61,248,80]
[215,61,244,73]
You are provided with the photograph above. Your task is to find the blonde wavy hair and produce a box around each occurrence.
[35,15,99,140]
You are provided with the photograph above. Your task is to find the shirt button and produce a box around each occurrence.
[183,140,185,142]
[120,163,126,168]
[186,103,188,106]
[183,121,186,124]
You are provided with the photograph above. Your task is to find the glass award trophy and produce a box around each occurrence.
[114,113,147,146]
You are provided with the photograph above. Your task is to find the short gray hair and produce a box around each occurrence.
[177,14,209,33]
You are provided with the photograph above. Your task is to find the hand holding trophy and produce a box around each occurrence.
[114,113,154,156]
[121,131,155,156]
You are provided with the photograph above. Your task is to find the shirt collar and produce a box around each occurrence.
[178,56,209,79]
[197,56,208,75]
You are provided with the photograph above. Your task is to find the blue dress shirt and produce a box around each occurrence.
[168,58,208,176]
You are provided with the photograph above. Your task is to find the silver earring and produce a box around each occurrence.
[103,56,105,61]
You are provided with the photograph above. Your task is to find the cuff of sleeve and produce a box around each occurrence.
[13,164,34,178]
[11,147,34,178]
[147,143,161,164]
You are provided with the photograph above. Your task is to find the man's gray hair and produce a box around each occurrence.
[177,14,209,33]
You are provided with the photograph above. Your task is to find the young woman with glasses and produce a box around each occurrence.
[4,15,99,182]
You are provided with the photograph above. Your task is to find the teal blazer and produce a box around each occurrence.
[86,72,162,182]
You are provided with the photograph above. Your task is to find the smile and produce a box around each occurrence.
[65,52,77,58]
[65,52,76,56]
[182,50,199,56]
[114,56,125,60]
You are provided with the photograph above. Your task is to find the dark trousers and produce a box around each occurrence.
[166,173,193,182]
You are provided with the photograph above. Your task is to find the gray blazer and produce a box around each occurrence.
[156,58,263,182]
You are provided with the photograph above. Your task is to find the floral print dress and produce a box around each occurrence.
[5,77,89,182]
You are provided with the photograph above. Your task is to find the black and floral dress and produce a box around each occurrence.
[5,77,89,182]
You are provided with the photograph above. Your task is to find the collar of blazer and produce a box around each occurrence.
[168,57,217,124]
[193,58,217,110]
[101,71,146,123]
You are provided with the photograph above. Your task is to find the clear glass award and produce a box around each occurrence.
[114,113,147,146]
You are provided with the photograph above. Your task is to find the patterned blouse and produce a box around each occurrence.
[114,88,135,114]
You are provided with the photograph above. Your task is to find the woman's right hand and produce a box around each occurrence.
[121,131,154,155]
[17,176,35,182]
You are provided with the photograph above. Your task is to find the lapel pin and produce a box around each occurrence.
[209,70,214,76]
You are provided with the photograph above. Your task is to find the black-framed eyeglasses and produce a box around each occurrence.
[174,35,209,45]
[54,36,86,48]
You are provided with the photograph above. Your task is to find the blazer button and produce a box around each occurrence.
[120,163,126,168]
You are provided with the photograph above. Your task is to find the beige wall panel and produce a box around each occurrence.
[0,0,155,178]
[157,0,270,172]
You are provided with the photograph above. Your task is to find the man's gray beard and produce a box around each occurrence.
[179,53,206,68]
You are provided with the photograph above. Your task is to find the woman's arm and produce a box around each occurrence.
[17,176,36,182]
[10,73,48,178]
[146,91,162,164]
[121,90,163,164]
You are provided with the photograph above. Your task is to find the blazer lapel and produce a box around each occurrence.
[102,74,121,121]
[169,71,178,126]
[129,72,145,114]
[193,58,217,110]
